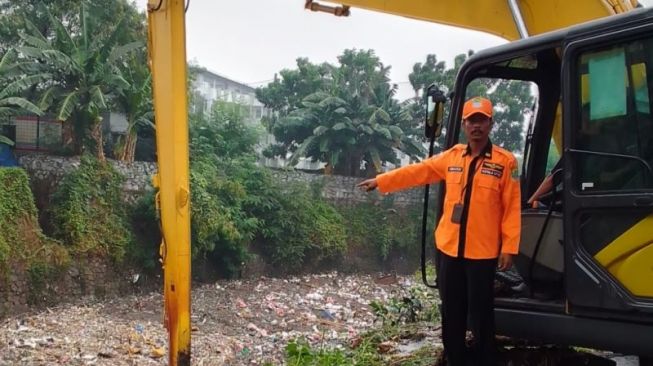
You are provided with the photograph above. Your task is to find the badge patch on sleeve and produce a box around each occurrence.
[448,166,463,173]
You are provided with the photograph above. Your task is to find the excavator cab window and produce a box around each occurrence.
[573,38,653,193]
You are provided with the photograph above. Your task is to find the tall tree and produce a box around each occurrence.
[404,52,474,154]
[480,79,534,152]
[409,54,447,98]
[0,0,145,53]
[258,49,425,177]
[0,0,76,54]
[255,58,330,133]
[282,90,405,176]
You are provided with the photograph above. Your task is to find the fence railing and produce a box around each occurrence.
[1,115,63,152]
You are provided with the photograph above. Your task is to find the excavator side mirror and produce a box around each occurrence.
[425,84,447,139]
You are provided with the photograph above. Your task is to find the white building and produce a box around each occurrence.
[190,67,324,171]
[191,67,268,125]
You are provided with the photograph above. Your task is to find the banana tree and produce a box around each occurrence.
[113,58,154,162]
[287,90,408,177]
[17,3,141,160]
[270,49,426,176]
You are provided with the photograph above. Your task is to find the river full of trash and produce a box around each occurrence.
[0,272,415,365]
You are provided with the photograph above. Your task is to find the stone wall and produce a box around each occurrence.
[18,154,158,205]
[17,153,423,207]
[1,257,131,318]
[271,170,423,207]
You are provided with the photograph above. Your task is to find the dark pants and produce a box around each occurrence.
[438,251,498,366]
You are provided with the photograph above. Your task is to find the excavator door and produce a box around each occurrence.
[561,12,653,321]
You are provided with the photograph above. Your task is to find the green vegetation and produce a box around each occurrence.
[257,51,425,177]
[0,49,44,119]
[370,285,440,326]
[26,261,66,305]
[0,168,68,266]
[0,0,149,160]
[257,50,534,178]
[255,182,347,271]
[339,201,426,261]
[127,101,424,276]
[0,168,37,264]
[131,102,350,276]
[48,155,132,261]
[129,191,160,270]
[0,168,70,311]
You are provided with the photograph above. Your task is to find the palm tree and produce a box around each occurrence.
[17,4,141,160]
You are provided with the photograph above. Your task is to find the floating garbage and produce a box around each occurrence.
[0,272,418,365]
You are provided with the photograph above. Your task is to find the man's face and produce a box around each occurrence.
[463,113,492,143]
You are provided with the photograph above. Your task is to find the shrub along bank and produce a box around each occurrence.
[0,168,69,314]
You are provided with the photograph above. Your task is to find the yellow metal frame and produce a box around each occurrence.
[146,0,191,365]
[321,0,637,41]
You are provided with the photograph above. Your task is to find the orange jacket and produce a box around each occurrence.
[377,142,521,259]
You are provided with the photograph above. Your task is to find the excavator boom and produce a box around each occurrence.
[314,0,639,40]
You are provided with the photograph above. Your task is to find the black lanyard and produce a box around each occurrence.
[459,156,484,203]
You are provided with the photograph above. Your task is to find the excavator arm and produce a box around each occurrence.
[309,0,640,40]
[146,1,191,365]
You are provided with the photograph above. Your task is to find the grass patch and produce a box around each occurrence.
[286,282,442,365]
[286,325,442,366]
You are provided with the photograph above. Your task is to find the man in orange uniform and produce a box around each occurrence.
[358,97,521,366]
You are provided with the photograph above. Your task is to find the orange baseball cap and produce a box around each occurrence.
[462,97,493,119]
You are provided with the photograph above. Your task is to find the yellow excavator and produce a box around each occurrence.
[145,1,651,364]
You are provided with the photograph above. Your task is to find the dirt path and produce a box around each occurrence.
[0,272,416,365]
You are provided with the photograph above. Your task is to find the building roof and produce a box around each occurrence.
[190,66,258,94]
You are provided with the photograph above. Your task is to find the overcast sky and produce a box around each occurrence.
[135,0,653,101]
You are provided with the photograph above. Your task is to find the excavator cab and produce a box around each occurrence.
[436,7,653,356]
